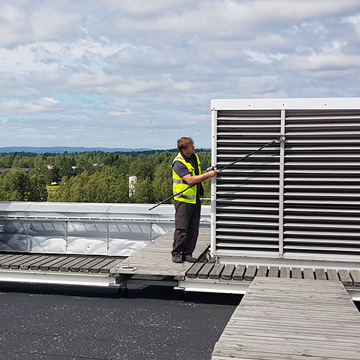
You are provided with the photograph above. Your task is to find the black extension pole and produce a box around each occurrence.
[148,135,284,211]
[148,182,197,211]
[214,135,284,172]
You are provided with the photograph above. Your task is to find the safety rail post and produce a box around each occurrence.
[65,220,69,253]
[278,109,286,256]
[210,108,218,258]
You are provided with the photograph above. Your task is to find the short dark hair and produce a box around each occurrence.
[177,137,193,152]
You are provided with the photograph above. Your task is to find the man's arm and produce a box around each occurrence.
[182,170,219,185]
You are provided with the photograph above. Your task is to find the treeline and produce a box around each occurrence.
[0,150,212,203]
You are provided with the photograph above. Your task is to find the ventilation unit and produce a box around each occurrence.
[210,98,360,263]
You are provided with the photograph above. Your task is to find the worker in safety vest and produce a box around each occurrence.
[171,137,219,263]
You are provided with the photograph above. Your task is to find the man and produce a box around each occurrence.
[171,137,219,263]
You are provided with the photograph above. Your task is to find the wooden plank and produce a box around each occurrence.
[37,256,62,271]
[280,267,290,278]
[303,268,314,280]
[1,255,24,269]
[268,266,279,278]
[29,256,55,270]
[256,265,268,277]
[211,278,360,360]
[233,265,246,281]
[338,269,353,286]
[9,255,39,269]
[221,265,235,280]
[40,256,69,271]
[89,257,121,273]
[327,269,339,282]
[70,257,98,272]
[100,258,126,273]
[80,257,109,272]
[50,256,81,271]
[209,264,225,279]
[59,257,86,271]
[243,265,256,281]
[19,255,44,270]
[350,270,360,287]
[198,263,214,279]
[0,254,20,263]
[291,267,302,279]
[186,262,205,279]
[315,268,327,280]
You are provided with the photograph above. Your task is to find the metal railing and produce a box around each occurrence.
[0,202,210,256]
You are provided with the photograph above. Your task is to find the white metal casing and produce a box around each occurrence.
[210,97,360,264]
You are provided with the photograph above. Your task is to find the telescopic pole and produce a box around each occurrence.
[214,135,284,172]
[148,136,284,211]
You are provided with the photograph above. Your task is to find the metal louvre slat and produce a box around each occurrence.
[285,238,360,245]
[284,245,360,254]
[216,220,279,227]
[216,242,279,250]
[285,199,360,205]
[212,99,360,261]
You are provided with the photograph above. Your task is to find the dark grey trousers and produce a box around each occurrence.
[172,200,201,257]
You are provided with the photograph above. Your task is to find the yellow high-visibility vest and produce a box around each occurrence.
[172,152,201,204]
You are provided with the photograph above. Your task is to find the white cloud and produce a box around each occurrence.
[0,0,360,148]
[0,97,61,115]
[111,0,360,41]
[104,0,193,15]
[244,49,286,64]
[0,3,81,47]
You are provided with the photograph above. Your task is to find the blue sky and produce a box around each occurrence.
[1,0,360,149]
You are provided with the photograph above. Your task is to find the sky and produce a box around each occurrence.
[1,0,360,150]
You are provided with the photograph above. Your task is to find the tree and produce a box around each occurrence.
[85,167,128,203]
[0,149,212,204]
[62,171,90,202]
[152,163,173,203]
[129,159,154,181]
[133,178,155,203]
[0,169,31,201]
[29,174,48,201]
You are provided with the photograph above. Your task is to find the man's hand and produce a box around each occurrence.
[182,170,219,185]
[207,170,220,178]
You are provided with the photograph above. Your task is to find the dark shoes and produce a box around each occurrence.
[172,255,183,263]
[183,255,197,263]
[172,254,197,263]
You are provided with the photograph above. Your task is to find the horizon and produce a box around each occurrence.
[0,145,211,155]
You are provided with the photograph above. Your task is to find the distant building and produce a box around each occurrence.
[129,176,137,199]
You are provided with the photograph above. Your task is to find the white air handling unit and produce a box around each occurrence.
[210,98,360,264]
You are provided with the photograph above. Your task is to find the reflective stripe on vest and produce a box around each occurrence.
[172,152,201,204]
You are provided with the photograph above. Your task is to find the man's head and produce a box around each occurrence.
[177,137,195,157]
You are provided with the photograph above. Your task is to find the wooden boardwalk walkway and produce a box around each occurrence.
[212,277,360,360]
[111,227,211,278]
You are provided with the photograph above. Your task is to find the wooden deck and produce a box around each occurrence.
[1,227,360,295]
[212,277,360,360]
[185,262,360,288]
[0,253,123,273]
[0,228,210,286]
[110,227,211,278]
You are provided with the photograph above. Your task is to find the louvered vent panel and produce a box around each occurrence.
[215,110,281,256]
[283,110,360,257]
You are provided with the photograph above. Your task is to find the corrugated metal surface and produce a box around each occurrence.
[0,202,211,256]
[213,109,282,256]
[211,99,360,262]
[284,109,360,258]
